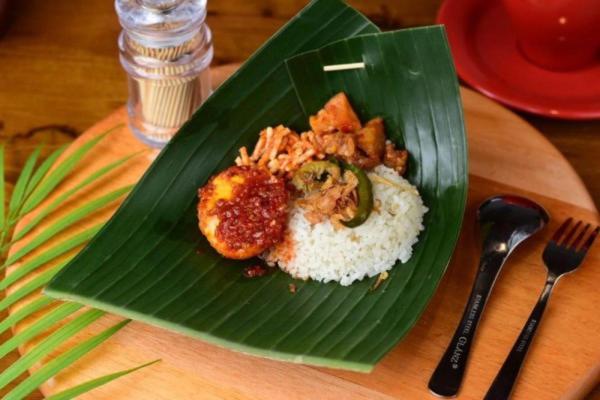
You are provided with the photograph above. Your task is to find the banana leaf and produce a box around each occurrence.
[46,0,467,372]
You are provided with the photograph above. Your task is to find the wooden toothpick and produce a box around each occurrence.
[323,62,365,72]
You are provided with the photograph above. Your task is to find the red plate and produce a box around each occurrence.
[437,0,600,120]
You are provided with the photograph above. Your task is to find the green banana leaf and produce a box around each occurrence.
[46,0,467,372]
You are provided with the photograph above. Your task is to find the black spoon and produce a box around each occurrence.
[428,195,549,398]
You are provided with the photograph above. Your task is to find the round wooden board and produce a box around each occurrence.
[7,65,599,400]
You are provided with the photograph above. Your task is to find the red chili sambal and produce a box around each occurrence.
[198,166,288,259]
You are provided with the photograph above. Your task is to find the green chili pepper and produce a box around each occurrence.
[291,160,341,192]
[293,158,373,227]
[340,160,373,228]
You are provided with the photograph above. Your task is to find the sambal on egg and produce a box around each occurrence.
[197,166,289,259]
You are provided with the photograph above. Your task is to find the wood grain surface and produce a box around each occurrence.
[5,66,600,400]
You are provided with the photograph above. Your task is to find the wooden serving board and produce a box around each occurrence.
[7,65,599,400]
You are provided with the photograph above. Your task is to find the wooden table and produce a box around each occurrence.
[0,1,599,399]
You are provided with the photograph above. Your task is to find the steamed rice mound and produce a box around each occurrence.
[265,165,427,286]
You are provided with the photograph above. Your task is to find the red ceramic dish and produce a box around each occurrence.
[437,0,600,120]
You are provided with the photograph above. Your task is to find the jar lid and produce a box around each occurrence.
[115,0,207,46]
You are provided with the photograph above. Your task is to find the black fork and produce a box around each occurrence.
[484,218,599,400]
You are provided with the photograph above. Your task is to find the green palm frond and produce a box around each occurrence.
[19,125,121,216]
[0,302,83,359]
[4,319,131,400]
[0,296,53,336]
[0,309,106,391]
[3,185,132,269]
[11,153,138,244]
[0,129,157,399]
[45,359,160,400]
[22,145,68,204]
[0,261,66,313]
[7,146,41,222]
[0,223,102,291]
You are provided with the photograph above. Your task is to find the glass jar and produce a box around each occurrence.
[116,0,213,148]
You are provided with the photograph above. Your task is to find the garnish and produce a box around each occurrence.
[370,271,389,292]
[243,265,269,278]
[368,173,419,195]
[339,161,373,228]
[291,160,341,193]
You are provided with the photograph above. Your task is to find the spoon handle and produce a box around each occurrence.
[484,279,554,400]
[429,252,507,397]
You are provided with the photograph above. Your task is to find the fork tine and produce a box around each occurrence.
[562,220,582,246]
[580,226,600,254]
[552,218,572,242]
[571,223,591,249]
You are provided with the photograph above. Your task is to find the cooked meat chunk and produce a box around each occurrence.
[356,118,385,160]
[309,93,362,134]
[233,93,409,177]
[316,132,357,159]
[383,142,408,175]
[354,117,386,169]
[296,170,358,226]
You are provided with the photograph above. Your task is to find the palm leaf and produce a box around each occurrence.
[0,223,102,290]
[19,126,120,216]
[7,146,41,223]
[11,154,137,244]
[0,302,83,359]
[46,0,467,372]
[22,145,67,204]
[45,359,160,400]
[3,319,130,400]
[3,185,131,269]
[0,296,53,336]
[0,309,105,392]
[0,261,66,313]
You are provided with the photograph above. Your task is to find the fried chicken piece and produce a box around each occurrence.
[309,93,362,134]
[356,118,385,159]
[383,142,408,175]
[354,117,386,169]
[316,132,357,159]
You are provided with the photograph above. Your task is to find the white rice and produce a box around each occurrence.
[265,165,427,286]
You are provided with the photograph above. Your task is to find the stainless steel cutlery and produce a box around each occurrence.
[484,218,599,400]
[429,194,598,399]
[429,195,548,397]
